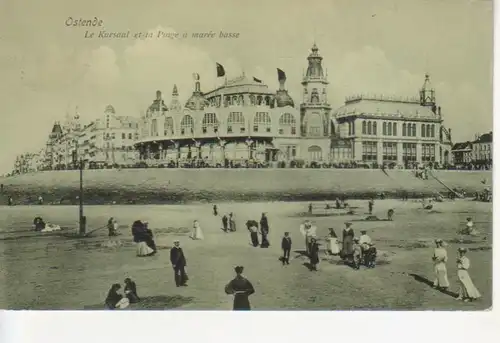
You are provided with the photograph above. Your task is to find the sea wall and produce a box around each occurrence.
[0,169,492,205]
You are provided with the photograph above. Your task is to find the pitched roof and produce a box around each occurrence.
[474,132,492,143]
[451,141,472,151]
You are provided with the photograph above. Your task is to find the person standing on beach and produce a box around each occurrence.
[229,212,236,232]
[368,198,374,215]
[213,205,218,216]
[281,232,292,265]
[432,239,450,290]
[170,240,188,287]
[260,213,270,248]
[222,214,229,232]
[224,266,255,310]
[341,222,354,261]
[456,248,481,302]
[300,220,317,256]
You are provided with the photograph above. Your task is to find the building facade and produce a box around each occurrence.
[76,105,139,168]
[471,131,492,169]
[332,73,453,168]
[136,44,453,167]
[451,141,473,167]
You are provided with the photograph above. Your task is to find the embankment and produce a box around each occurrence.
[0,169,491,205]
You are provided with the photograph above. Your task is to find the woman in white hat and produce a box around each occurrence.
[456,248,481,302]
[432,239,450,290]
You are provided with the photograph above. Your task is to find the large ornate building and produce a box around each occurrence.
[136,44,453,167]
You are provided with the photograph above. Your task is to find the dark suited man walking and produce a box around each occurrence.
[170,240,188,287]
[281,232,292,265]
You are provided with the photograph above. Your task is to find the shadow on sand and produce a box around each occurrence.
[408,273,458,298]
[84,295,195,310]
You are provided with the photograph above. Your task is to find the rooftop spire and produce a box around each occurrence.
[172,84,178,96]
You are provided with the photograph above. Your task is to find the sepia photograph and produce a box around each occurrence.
[0,0,495,325]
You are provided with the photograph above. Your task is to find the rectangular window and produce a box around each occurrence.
[362,141,377,161]
[402,143,417,162]
[382,142,397,161]
[122,133,125,139]
[421,143,436,162]
[227,126,233,133]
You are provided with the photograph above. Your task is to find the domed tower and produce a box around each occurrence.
[300,43,332,138]
[104,104,116,129]
[169,84,182,111]
[185,73,209,111]
[419,74,436,111]
[147,91,169,115]
[275,70,295,108]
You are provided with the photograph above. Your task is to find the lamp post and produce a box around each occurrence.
[73,140,86,236]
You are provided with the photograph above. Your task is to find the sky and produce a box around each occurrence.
[0,0,493,175]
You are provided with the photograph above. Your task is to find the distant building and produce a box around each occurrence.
[77,105,139,168]
[471,131,492,169]
[451,141,473,167]
[333,74,453,167]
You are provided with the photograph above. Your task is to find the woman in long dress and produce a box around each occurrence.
[246,220,259,247]
[432,239,450,290]
[341,222,354,261]
[190,220,204,240]
[326,228,340,255]
[309,238,320,271]
[456,248,481,302]
[224,266,255,310]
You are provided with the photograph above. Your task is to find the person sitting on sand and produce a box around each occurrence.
[124,278,140,303]
[387,209,395,221]
[33,216,46,232]
[105,283,130,310]
[464,217,479,236]
[422,198,433,210]
[190,220,204,240]
[108,217,118,237]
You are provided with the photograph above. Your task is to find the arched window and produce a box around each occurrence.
[150,119,158,137]
[202,113,219,134]
[257,95,263,105]
[227,112,245,134]
[388,122,392,136]
[238,95,244,106]
[367,121,372,135]
[311,88,320,103]
[164,117,174,136]
[393,122,397,136]
[426,124,431,138]
[180,115,194,135]
[362,121,367,134]
[383,122,387,135]
[402,123,407,136]
[253,112,271,133]
[431,124,435,138]
[412,124,417,137]
[308,145,322,161]
[307,113,323,137]
[373,122,377,135]
[421,124,426,137]
[278,113,297,135]
[249,95,256,105]
[265,96,271,106]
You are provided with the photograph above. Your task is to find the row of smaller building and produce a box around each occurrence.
[451,132,493,170]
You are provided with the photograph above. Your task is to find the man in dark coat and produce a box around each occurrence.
[281,232,292,265]
[222,215,229,232]
[170,240,188,287]
[224,266,255,310]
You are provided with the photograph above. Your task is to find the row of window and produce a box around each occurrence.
[361,121,436,138]
[103,133,137,140]
[361,142,436,162]
[150,112,298,137]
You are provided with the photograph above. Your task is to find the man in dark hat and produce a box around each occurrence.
[170,240,188,287]
[224,266,255,310]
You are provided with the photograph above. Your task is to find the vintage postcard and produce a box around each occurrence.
[0,0,494,320]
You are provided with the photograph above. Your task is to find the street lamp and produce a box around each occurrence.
[73,140,86,236]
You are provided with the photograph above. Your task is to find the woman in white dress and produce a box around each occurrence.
[456,247,481,302]
[326,228,340,255]
[432,239,450,290]
[190,220,204,240]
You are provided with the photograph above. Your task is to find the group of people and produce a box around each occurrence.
[105,278,140,310]
[432,238,481,302]
[245,213,270,248]
[32,216,61,232]
[131,220,157,257]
